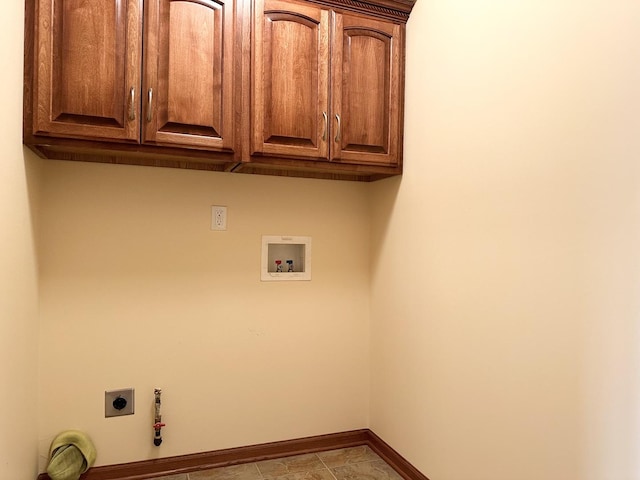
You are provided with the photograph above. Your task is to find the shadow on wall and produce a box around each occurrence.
[368,176,402,278]
[24,147,43,264]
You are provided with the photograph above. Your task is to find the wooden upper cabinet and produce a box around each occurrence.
[331,13,402,166]
[252,0,330,160]
[29,0,237,153]
[32,0,142,141]
[143,0,236,151]
[25,0,415,181]
[251,0,404,168]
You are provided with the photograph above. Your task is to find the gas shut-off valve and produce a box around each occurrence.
[153,388,165,446]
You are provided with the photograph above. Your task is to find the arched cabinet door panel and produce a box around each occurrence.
[331,13,402,167]
[32,0,142,141]
[143,0,237,151]
[251,0,330,160]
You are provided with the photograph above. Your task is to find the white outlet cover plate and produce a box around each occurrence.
[211,206,227,231]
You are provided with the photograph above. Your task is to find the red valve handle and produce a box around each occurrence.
[153,422,166,429]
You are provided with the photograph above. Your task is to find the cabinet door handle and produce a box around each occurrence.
[322,112,328,141]
[128,87,136,121]
[335,114,342,143]
[146,88,154,123]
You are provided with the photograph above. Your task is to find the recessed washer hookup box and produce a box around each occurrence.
[261,235,311,281]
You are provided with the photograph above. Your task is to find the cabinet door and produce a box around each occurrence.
[143,0,236,151]
[32,0,142,141]
[331,13,402,166]
[252,0,329,160]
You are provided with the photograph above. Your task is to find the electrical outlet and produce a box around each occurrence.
[105,388,135,417]
[211,206,227,231]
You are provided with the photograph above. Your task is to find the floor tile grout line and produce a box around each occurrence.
[317,446,385,470]
[316,453,339,480]
[255,460,267,479]
[253,462,265,480]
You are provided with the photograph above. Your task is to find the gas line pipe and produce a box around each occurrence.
[153,388,165,446]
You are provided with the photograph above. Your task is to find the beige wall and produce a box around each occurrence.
[9,0,640,477]
[0,1,41,479]
[37,162,371,468]
[371,1,640,479]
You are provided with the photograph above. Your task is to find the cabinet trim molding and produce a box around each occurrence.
[309,0,415,21]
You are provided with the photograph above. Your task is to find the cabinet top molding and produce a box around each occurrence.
[305,0,416,21]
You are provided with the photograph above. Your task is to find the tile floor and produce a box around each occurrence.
[150,446,404,480]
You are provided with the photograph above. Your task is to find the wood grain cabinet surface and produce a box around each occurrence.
[24,0,415,181]
[30,0,143,142]
[249,0,402,169]
[143,0,236,151]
